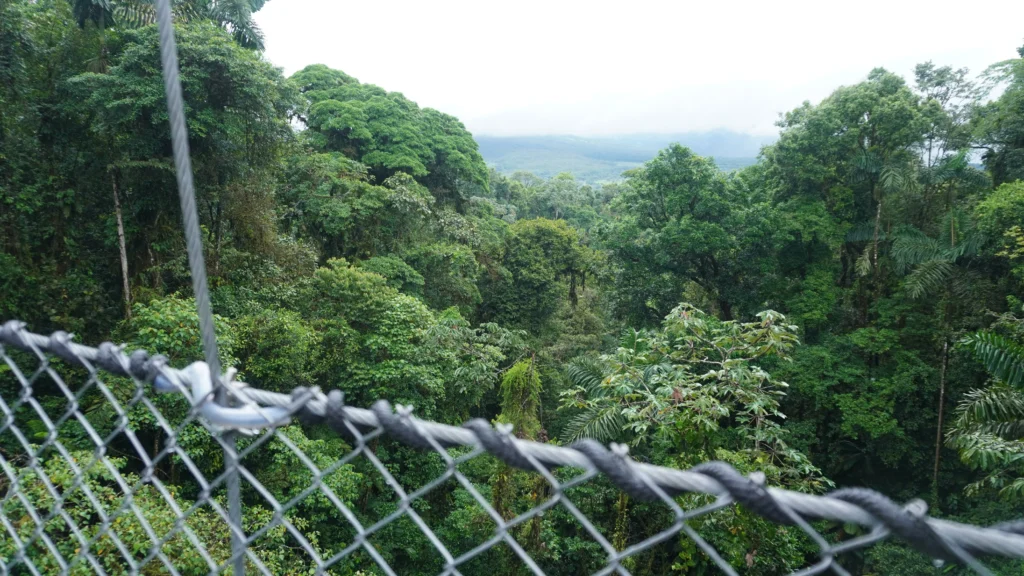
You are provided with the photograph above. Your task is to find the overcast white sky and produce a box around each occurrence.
[254,0,1024,137]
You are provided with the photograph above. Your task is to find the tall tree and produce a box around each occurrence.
[480,218,590,332]
[68,23,296,285]
[70,0,269,49]
[292,64,488,208]
[974,46,1024,186]
[606,145,783,324]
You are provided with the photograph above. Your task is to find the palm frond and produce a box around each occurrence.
[880,164,919,194]
[933,153,991,190]
[226,17,264,50]
[930,154,961,183]
[207,0,264,49]
[951,231,988,260]
[891,228,942,271]
[958,166,992,191]
[946,431,1024,471]
[561,405,626,443]
[903,259,953,299]
[948,270,979,303]
[949,384,1024,439]
[71,0,115,27]
[961,331,1024,389]
[845,221,882,243]
[851,150,881,182]
[938,208,969,244]
[112,1,155,28]
[174,0,204,22]
[560,356,628,442]
[566,357,607,395]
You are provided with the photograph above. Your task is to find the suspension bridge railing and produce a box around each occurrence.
[1,321,1023,575]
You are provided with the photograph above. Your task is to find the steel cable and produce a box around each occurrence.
[3,322,1024,571]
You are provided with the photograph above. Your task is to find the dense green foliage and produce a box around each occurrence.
[2,2,1024,572]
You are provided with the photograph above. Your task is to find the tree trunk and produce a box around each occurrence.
[932,340,948,505]
[213,201,223,277]
[568,272,578,308]
[950,212,956,249]
[147,242,160,290]
[872,197,882,277]
[719,299,733,321]
[612,492,630,551]
[112,170,131,318]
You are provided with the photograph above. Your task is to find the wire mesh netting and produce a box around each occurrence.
[4,0,1023,571]
[2,322,1024,576]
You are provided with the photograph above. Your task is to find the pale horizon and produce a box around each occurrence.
[255,0,1024,138]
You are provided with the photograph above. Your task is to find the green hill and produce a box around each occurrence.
[476,131,774,181]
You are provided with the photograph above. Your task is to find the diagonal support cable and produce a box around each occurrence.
[151,3,242,575]
[152,0,221,381]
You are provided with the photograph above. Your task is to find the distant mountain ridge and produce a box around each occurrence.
[475,131,776,182]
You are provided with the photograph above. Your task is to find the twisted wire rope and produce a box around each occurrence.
[150,2,248,572]
[2,321,1023,575]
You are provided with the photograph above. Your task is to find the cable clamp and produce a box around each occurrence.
[153,361,290,431]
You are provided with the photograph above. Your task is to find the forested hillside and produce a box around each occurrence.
[476,132,765,181]
[3,0,1024,573]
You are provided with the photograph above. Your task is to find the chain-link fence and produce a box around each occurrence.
[2,321,1023,576]
[4,0,1021,572]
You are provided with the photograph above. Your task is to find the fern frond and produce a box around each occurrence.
[961,331,1024,389]
[855,245,872,277]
